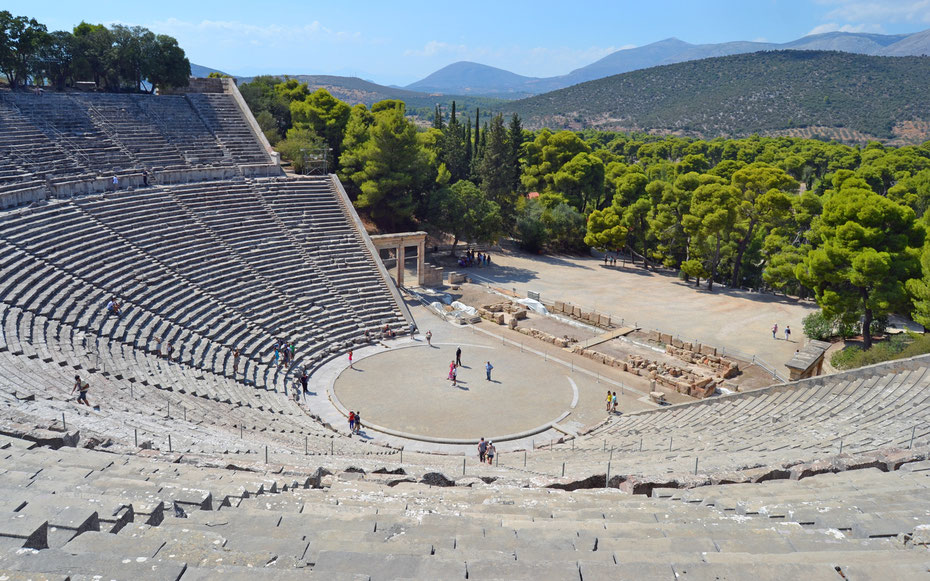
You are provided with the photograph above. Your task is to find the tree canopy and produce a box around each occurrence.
[0,12,190,91]
[238,77,930,349]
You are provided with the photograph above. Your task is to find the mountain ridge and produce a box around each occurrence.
[405,28,930,97]
[508,50,930,145]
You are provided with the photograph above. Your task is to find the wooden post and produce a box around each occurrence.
[910,426,916,449]
[562,462,565,477]
[305,436,308,455]
[62,412,66,431]
[168,434,172,453]
[265,445,268,464]
[605,462,611,488]
[134,428,138,448]
[462,457,466,475]
[694,457,699,475]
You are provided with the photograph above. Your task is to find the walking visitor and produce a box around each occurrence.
[71,375,91,407]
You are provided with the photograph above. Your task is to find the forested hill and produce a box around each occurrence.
[509,51,930,145]
[238,74,505,121]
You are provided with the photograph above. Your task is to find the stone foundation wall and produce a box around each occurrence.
[550,301,611,328]
[1,185,47,209]
[568,345,719,399]
[665,345,740,379]
[478,303,530,328]
[513,325,577,348]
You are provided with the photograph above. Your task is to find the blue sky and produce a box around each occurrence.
[6,0,930,85]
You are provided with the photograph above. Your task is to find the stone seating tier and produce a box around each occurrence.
[0,91,276,191]
[0,435,928,579]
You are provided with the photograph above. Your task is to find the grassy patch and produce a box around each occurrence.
[830,333,930,370]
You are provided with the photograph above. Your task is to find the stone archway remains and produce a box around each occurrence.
[370,231,428,287]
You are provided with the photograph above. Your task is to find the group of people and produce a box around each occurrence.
[273,338,296,368]
[478,438,497,464]
[153,336,174,360]
[457,248,491,268]
[606,390,620,414]
[477,437,496,464]
[771,324,792,341]
[348,410,362,434]
[447,347,495,386]
[602,254,619,267]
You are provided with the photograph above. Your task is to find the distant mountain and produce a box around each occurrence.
[190,63,228,77]
[407,62,539,98]
[880,28,930,56]
[406,29,929,97]
[508,51,930,145]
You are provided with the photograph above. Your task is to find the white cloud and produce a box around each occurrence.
[149,17,363,45]
[404,41,470,58]
[806,22,878,35]
[815,0,930,25]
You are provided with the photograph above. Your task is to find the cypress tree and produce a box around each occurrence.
[478,114,517,224]
[473,108,480,160]
[433,104,443,130]
[464,119,473,170]
[440,101,468,182]
[508,113,523,193]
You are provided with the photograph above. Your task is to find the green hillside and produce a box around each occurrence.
[510,51,930,144]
